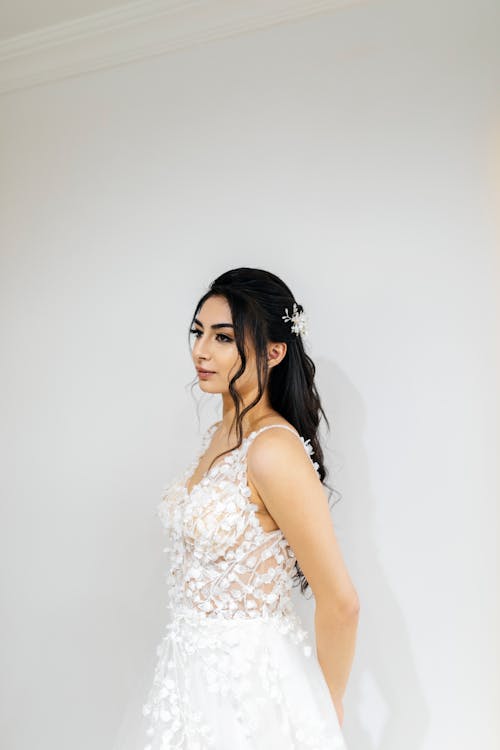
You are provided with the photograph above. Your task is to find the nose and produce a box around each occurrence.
[192,333,212,361]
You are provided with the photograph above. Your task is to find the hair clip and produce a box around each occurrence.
[282,302,308,337]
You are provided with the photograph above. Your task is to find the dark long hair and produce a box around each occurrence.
[187,267,341,595]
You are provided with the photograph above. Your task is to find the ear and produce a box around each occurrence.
[267,342,287,368]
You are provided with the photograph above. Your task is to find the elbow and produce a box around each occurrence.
[343,592,360,618]
[316,589,360,620]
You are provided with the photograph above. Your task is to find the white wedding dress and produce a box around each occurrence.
[141,422,349,749]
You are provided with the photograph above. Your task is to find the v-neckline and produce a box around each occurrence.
[183,420,306,497]
[182,431,285,539]
[184,427,256,497]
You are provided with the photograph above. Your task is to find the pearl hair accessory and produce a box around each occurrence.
[282,302,308,338]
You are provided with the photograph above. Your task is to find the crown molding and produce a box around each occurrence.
[0,0,361,95]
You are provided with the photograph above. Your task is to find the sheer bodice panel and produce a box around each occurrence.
[158,423,321,621]
[142,425,349,750]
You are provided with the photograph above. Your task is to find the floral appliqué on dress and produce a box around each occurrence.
[141,423,348,750]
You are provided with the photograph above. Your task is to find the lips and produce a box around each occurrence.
[197,369,215,374]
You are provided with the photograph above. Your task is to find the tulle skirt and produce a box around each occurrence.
[141,607,348,749]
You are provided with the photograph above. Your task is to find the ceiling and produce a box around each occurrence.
[0,0,354,94]
[0,0,128,40]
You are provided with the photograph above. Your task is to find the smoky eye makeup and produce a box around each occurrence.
[189,328,233,342]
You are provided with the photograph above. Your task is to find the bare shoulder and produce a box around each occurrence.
[247,419,313,478]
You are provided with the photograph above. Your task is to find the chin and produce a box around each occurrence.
[200,385,222,395]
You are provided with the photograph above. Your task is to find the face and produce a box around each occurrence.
[190,295,245,393]
[189,295,286,396]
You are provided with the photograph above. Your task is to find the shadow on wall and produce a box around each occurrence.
[294,356,430,749]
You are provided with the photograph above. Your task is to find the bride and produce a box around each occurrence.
[121,266,359,749]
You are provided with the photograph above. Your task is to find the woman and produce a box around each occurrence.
[142,267,359,749]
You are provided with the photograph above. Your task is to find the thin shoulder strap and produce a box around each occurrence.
[251,423,301,439]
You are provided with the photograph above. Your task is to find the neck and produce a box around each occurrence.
[220,391,276,438]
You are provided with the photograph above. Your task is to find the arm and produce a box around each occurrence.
[247,430,360,724]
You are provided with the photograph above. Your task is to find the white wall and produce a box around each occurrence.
[1,1,498,748]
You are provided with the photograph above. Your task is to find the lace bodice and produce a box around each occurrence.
[158,422,321,622]
[142,427,348,750]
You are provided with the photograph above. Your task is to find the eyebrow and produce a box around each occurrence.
[192,317,234,330]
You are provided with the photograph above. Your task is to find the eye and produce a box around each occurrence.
[189,328,233,343]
